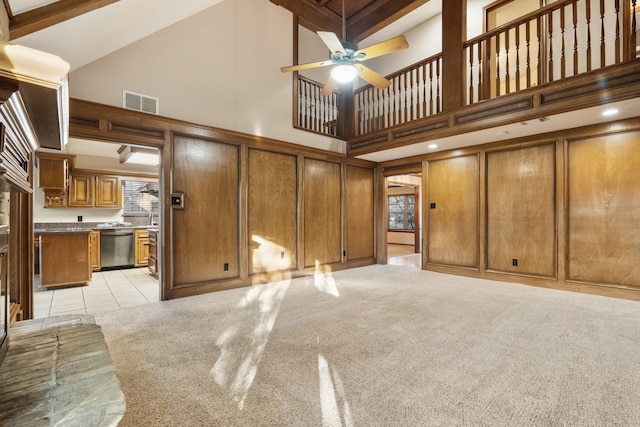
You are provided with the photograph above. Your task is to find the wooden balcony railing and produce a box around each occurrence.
[294,75,340,137]
[465,0,636,104]
[294,0,637,138]
[354,54,443,136]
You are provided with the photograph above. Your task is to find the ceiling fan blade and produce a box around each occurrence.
[357,65,391,90]
[317,31,347,56]
[281,60,333,73]
[321,76,337,96]
[354,35,409,61]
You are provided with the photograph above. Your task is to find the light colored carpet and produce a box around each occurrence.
[94,265,640,426]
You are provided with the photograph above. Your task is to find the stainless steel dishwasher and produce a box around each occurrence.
[100,228,135,269]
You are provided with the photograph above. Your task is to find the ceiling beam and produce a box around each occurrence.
[9,0,120,40]
[348,0,430,43]
[270,0,341,35]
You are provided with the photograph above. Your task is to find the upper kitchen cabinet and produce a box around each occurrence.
[36,152,75,207]
[95,175,121,208]
[68,172,93,207]
[68,171,122,208]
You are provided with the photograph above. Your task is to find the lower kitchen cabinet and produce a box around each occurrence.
[37,231,92,288]
[135,229,149,267]
[148,229,158,277]
[89,230,100,271]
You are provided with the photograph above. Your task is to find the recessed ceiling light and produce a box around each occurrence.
[428,143,438,149]
[602,108,619,117]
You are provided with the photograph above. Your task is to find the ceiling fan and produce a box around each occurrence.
[280,0,409,96]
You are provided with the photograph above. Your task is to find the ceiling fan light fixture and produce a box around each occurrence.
[331,64,358,83]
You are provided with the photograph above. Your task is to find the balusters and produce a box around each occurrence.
[614,0,620,63]
[515,24,521,91]
[573,1,578,75]
[526,20,531,88]
[436,59,441,113]
[600,0,606,67]
[560,5,566,79]
[505,29,511,93]
[429,61,435,114]
[495,33,502,96]
[548,10,554,82]
[477,40,483,101]
[633,0,638,60]
[537,16,542,86]
[586,0,592,71]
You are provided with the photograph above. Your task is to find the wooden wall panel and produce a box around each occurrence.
[248,149,298,275]
[304,159,342,267]
[172,136,239,285]
[486,144,556,276]
[567,131,640,287]
[427,155,479,268]
[346,165,375,261]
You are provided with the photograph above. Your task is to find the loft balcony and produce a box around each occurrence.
[290,0,640,156]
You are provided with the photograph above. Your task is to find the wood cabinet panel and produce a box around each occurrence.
[487,144,556,276]
[304,159,341,267]
[567,131,640,287]
[38,155,68,190]
[134,229,149,267]
[248,149,298,274]
[89,230,100,272]
[346,165,375,261]
[172,136,239,285]
[68,174,94,207]
[427,155,479,268]
[95,175,121,208]
[39,232,91,288]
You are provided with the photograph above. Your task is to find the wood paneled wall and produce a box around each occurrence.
[390,119,640,301]
[248,149,298,275]
[346,165,375,261]
[486,144,556,277]
[172,136,240,286]
[567,131,640,287]
[303,159,342,268]
[426,155,479,268]
[169,137,376,296]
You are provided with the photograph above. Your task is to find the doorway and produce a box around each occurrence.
[386,173,422,269]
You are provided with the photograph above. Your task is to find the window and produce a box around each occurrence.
[123,180,159,215]
[388,195,415,230]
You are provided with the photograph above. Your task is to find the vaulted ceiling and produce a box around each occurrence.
[270,0,431,43]
[4,0,431,43]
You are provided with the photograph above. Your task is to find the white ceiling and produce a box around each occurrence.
[13,0,224,71]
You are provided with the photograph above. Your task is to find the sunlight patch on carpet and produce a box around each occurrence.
[211,277,290,409]
[318,353,354,427]
[314,261,340,297]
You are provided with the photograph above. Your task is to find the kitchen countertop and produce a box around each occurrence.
[34,228,92,234]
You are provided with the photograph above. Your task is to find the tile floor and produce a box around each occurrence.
[33,268,159,319]
[387,244,421,268]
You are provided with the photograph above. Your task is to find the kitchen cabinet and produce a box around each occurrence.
[148,229,158,277]
[69,173,94,207]
[36,152,75,208]
[67,172,122,208]
[135,229,149,267]
[96,175,121,208]
[89,230,101,272]
[37,230,92,288]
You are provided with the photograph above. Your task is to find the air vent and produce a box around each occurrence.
[123,90,159,114]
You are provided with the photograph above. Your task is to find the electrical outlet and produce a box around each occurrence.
[77,216,83,222]
[512,258,518,267]
[223,263,229,271]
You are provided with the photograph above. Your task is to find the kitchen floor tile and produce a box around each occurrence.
[34,267,159,319]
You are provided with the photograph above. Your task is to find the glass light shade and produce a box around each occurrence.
[331,64,358,83]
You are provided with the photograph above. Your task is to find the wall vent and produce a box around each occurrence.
[123,90,159,114]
